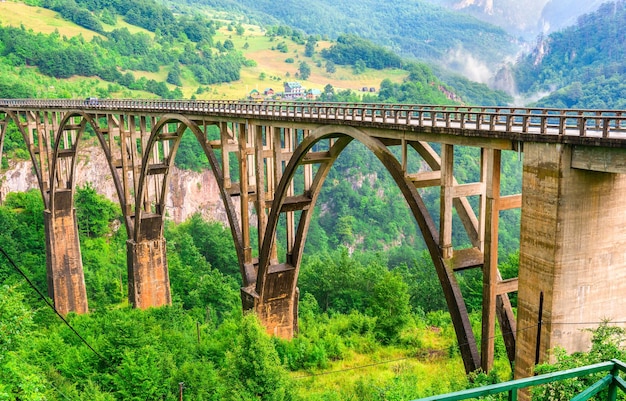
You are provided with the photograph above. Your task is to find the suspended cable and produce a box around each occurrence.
[4,243,626,385]
[0,246,106,362]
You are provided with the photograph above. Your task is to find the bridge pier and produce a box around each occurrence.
[44,191,88,315]
[242,267,299,338]
[515,142,626,378]
[127,237,171,309]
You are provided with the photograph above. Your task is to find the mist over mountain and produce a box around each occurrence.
[540,0,606,33]
[424,0,605,38]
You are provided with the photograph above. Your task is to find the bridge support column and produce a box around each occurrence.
[44,191,88,315]
[515,142,626,379]
[127,237,171,309]
[242,266,298,338]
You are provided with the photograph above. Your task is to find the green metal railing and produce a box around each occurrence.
[414,360,626,401]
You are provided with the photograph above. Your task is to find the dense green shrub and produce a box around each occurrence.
[533,323,626,401]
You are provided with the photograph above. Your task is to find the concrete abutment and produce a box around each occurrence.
[515,142,626,379]
[242,267,299,338]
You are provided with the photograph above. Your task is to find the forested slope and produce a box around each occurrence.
[514,1,626,109]
[179,0,518,69]
[0,0,513,105]
[0,0,248,99]
[0,186,516,399]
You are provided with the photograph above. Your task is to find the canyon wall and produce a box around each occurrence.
[1,145,227,224]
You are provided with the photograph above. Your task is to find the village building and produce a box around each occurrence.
[306,89,322,100]
[248,89,263,101]
[283,81,305,100]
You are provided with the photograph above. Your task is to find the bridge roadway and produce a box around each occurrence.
[5,98,626,145]
[2,99,626,381]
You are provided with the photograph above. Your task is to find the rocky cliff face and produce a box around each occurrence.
[1,145,226,224]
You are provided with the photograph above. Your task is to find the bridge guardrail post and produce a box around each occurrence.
[488,112,496,131]
[578,115,587,136]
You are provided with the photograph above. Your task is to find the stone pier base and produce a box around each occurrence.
[242,264,298,338]
[127,238,171,309]
[44,193,88,315]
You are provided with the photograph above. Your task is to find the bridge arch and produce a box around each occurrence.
[0,109,96,314]
[0,109,114,314]
[255,124,481,372]
[50,111,127,227]
[46,109,140,314]
[1,110,54,206]
[135,114,245,270]
[104,113,255,309]
[0,104,516,373]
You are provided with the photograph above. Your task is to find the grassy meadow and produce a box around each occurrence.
[0,0,408,100]
[211,25,408,99]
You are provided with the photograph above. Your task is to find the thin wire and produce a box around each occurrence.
[5,243,626,383]
[294,356,411,379]
[47,377,75,401]
[294,323,541,379]
[0,246,107,362]
[0,245,183,401]
[0,246,163,396]
[294,318,626,380]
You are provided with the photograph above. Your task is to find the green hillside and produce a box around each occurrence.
[0,0,511,105]
[514,1,626,109]
[0,187,511,400]
[179,0,518,68]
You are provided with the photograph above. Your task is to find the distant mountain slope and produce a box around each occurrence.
[181,0,518,70]
[424,0,605,38]
[513,1,626,109]
[540,0,606,34]
[0,0,512,105]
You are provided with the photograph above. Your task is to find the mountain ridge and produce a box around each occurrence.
[513,1,626,109]
[424,0,606,38]
[174,0,518,72]
[0,0,512,106]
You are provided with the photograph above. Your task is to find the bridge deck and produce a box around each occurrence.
[3,99,626,148]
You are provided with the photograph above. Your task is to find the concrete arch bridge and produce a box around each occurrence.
[2,99,626,379]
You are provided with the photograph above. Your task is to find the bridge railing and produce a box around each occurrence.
[2,99,626,140]
[413,359,626,401]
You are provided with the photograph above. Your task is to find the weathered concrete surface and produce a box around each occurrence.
[571,146,626,174]
[254,293,298,339]
[515,142,626,379]
[44,194,88,315]
[243,265,298,338]
[127,238,171,309]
